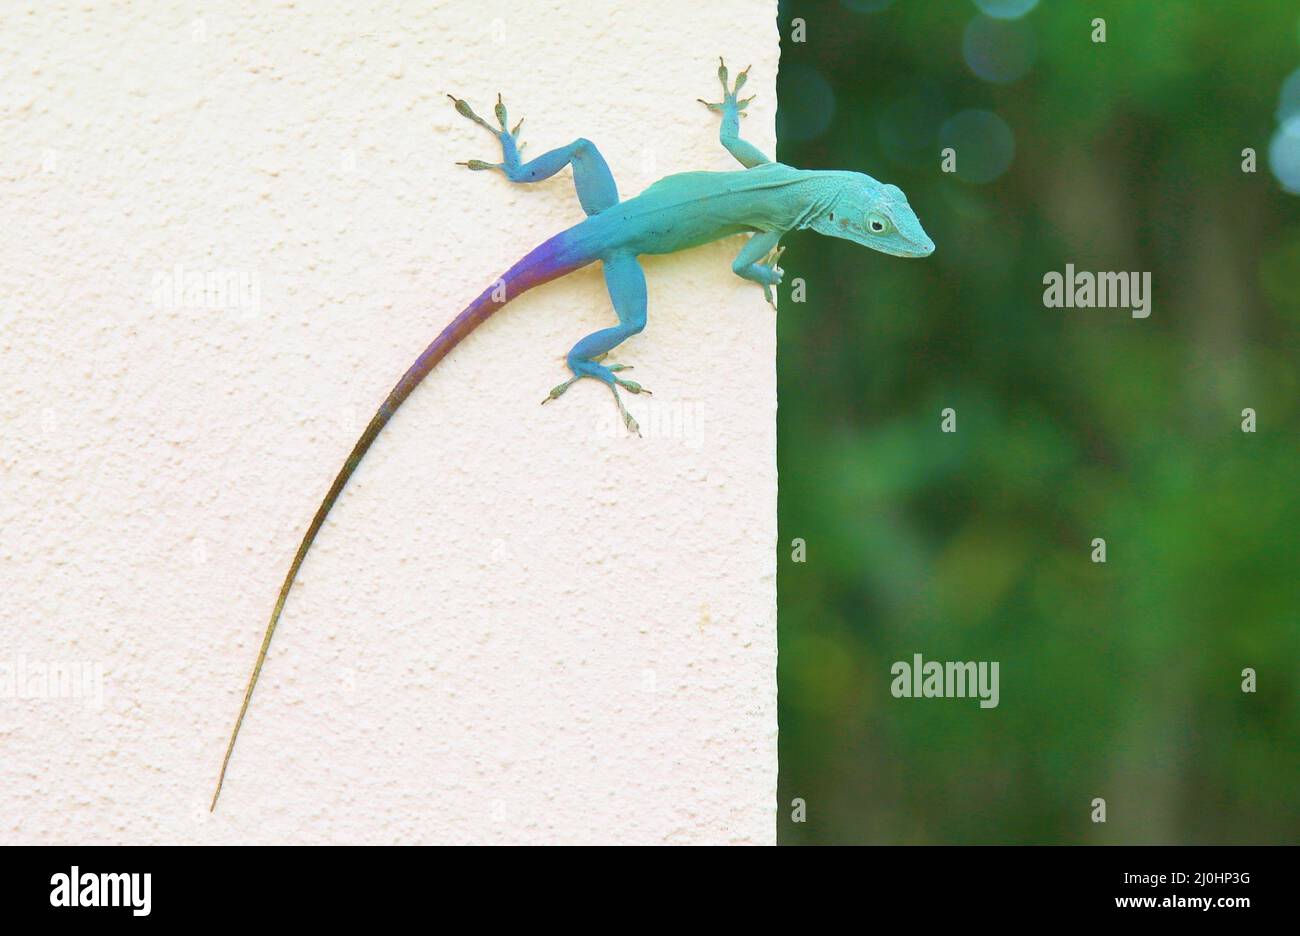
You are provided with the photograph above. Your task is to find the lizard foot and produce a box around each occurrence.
[448,92,525,172]
[540,360,648,435]
[761,245,785,308]
[697,57,756,114]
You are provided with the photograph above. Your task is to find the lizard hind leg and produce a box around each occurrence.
[447,93,618,216]
[541,254,649,435]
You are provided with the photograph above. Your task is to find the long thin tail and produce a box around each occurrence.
[211,235,584,811]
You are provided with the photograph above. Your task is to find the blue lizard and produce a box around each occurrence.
[211,59,934,809]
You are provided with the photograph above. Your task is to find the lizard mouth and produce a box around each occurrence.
[882,238,933,258]
[902,234,935,257]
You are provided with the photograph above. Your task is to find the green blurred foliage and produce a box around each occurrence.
[776,0,1300,844]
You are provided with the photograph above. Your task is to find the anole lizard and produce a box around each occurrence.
[210,59,934,810]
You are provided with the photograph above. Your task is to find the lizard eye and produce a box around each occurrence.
[867,214,891,234]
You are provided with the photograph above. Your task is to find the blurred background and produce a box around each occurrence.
[775,0,1299,844]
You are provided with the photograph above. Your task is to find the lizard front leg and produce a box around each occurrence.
[732,230,784,307]
[698,57,771,168]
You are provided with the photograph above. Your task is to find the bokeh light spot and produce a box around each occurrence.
[877,87,949,168]
[972,0,1039,20]
[839,0,895,12]
[1275,67,1300,125]
[776,64,836,143]
[1268,116,1300,194]
[939,109,1015,184]
[962,15,1036,84]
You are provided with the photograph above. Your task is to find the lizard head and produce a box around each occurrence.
[810,176,935,258]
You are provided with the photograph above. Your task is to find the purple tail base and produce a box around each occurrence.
[210,232,586,810]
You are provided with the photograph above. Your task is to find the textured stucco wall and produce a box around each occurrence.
[0,3,778,843]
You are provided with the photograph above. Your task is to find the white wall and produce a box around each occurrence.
[0,1,778,844]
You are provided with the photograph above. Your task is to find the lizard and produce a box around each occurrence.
[210,58,935,811]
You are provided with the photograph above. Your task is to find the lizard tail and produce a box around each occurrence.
[210,233,589,811]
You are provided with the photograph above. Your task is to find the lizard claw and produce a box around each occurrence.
[765,244,785,272]
[612,385,642,436]
[762,245,784,308]
[541,376,578,404]
[447,94,496,132]
[616,377,651,395]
